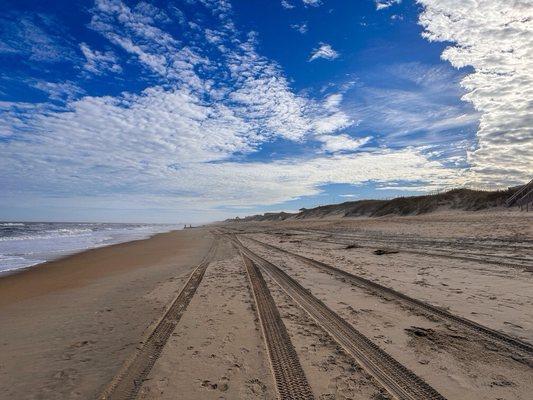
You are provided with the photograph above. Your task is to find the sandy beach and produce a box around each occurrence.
[1,211,532,400]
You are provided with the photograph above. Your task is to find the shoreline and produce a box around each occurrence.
[0,229,195,308]
[0,229,180,279]
[0,224,182,277]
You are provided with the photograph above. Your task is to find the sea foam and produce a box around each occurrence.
[0,222,180,273]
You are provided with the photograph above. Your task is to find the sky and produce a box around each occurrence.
[0,0,531,223]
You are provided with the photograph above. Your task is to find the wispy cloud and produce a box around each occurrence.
[88,0,201,81]
[31,80,84,101]
[317,134,371,153]
[281,0,295,9]
[0,13,78,63]
[351,63,479,149]
[324,93,343,110]
[282,0,321,9]
[375,0,402,10]
[0,124,461,210]
[309,43,339,61]
[80,43,122,75]
[302,0,322,7]
[291,23,308,34]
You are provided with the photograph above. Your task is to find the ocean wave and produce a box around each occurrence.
[0,231,93,242]
[47,228,94,235]
[0,254,44,273]
[0,223,178,272]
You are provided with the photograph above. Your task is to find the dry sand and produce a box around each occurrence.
[138,240,276,399]
[1,210,532,399]
[241,237,532,399]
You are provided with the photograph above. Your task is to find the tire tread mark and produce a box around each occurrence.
[245,236,533,356]
[98,238,219,400]
[232,236,445,400]
[296,229,532,270]
[240,253,314,399]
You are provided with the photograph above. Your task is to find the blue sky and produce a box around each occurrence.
[0,0,531,223]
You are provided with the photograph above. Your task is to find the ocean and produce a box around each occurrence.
[0,222,181,274]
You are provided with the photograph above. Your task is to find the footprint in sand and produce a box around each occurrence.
[245,378,267,398]
[504,321,523,329]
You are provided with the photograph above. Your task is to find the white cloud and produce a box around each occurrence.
[317,134,371,153]
[0,101,52,139]
[225,39,311,141]
[32,81,84,101]
[324,93,343,110]
[281,0,295,9]
[89,0,206,84]
[89,1,351,144]
[418,0,533,186]
[80,43,122,75]
[196,148,460,207]
[353,63,479,149]
[281,0,322,8]
[0,126,462,211]
[204,29,223,44]
[0,13,78,63]
[313,111,352,134]
[309,43,339,61]
[375,0,402,10]
[291,23,308,34]
[302,0,322,6]
[0,80,459,217]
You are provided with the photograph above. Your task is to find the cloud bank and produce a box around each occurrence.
[418,0,533,186]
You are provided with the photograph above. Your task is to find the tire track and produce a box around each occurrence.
[241,253,314,400]
[243,235,533,358]
[232,236,446,400]
[301,228,533,250]
[293,229,533,270]
[99,238,219,400]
